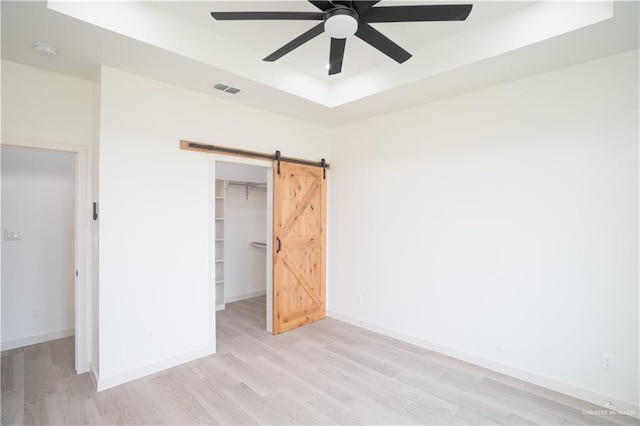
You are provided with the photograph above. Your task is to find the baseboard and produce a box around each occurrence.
[327,310,639,419]
[1,328,75,351]
[225,290,266,304]
[96,345,215,391]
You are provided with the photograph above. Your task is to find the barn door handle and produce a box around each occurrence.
[276,237,282,253]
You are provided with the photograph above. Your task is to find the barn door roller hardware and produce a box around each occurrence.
[181,140,329,179]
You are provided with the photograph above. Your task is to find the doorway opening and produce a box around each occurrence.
[196,142,328,342]
[1,145,77,362]
[1,138,89,375]
[210,156,273,339]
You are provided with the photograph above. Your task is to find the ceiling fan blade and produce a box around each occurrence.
[328,38,346,75]
[362,4,473,23]
[307,0,334,11]
[263,23,325,62]
[355,23,411,64]
[211,11,323,21]
[351,1,382,15]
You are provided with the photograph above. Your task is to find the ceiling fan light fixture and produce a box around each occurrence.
[324,8,358,39]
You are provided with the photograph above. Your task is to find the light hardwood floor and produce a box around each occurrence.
[2,296,638,425]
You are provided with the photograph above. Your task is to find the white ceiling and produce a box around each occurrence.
[1,1,638,126]
[151,1,532,81]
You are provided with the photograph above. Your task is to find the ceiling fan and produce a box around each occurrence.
[211,1,473,75]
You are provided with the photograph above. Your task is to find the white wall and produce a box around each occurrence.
[1,60,94,370]
[2,50,636,414]
[216,161,268,183]
[223,184,267,302]
[328,50,639,411]
[1,146,76,348]
[97,66,329,387]
[1,60,93,146]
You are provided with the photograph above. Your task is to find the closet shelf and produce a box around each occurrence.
[228,180,267,200]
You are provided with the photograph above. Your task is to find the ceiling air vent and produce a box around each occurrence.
[213,83,241,94]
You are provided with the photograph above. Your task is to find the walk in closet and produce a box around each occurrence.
[215,162,268,311]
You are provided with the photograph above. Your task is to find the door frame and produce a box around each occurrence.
[209,154,274,341]
[1,135,90,373]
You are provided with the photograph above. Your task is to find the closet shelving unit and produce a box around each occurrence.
[215,179,225,311]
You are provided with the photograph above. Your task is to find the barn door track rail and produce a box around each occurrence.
[180,140,329,179]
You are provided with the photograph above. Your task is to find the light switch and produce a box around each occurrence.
[3,230,21,241]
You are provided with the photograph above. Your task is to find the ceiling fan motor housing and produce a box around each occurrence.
[324,7,358,39]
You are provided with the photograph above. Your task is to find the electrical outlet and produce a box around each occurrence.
[358,294,364,304]
[146,330,153,341]
[601,353,615,370]
[32,307,40,318]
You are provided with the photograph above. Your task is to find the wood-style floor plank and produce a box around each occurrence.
[263,387,336,425]
[324,342,403,377]
[24,357,55,402]
[121,377,166,425]
[223,383,295,425]
[306,393,364,425]
[317,364,411,412]
[214,353,277,396]
[185,376,258,425]
[1,388,24,425]
[1,350,25,393]
[452,407,502,425]
[92,383,145,425]
[1,296,638,426]
[53,360,93,408]
[351,396,414,425]
[150,374,213,425]
[50,337,74,366]
[245,356,322,402]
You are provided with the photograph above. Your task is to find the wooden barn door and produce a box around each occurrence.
[273,162,326,334]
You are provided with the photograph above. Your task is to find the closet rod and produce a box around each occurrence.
[227,180,266,188]
[227,180,266,199]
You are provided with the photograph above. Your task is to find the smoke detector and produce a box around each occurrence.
[33,43,57,56]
